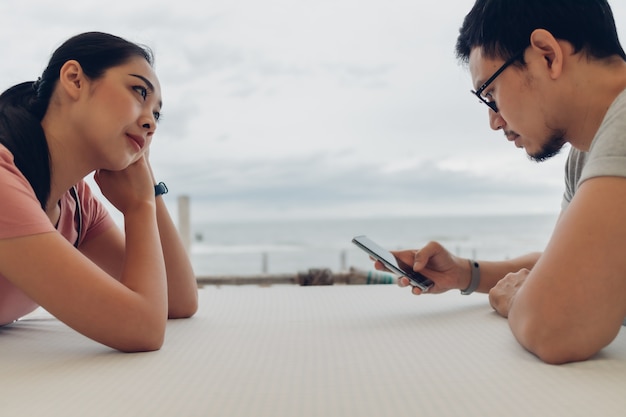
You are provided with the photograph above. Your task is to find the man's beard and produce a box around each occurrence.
[528,131,566,162]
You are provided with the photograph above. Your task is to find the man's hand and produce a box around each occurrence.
[488,268,530,317]
[374,241,469,295]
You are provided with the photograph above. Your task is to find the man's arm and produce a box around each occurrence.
[390,243,541,294]
[507,176,626,364]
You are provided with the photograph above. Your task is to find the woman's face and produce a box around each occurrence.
[75,56,162,171]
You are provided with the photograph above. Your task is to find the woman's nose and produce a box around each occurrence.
[140,114,156,133]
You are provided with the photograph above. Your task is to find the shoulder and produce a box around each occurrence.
[562,146,587,209]
[591,88,626,148]
[0,144,53,239]
[578,88,626,185]
[0,144,21,177]
[74,180,97,203]
[0,142,37,201]
[564,146,587,178]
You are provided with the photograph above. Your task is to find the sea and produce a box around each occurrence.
[188,213,559,277]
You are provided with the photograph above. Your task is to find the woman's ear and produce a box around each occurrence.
[529,29,564,79]
[58,60,85,100]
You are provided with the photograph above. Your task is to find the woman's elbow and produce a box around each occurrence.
[168,295,198,319]
[117,332,165,353]
[109,313,167,353]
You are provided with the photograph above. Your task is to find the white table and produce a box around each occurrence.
[1,285,625,417]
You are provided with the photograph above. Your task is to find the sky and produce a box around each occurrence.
[1,0,626,223]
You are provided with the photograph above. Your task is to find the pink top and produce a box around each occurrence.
[0,145,115,325]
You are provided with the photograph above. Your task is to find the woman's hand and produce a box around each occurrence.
[94,154,154,214]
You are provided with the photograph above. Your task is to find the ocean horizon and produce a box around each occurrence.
[188,213,559,277]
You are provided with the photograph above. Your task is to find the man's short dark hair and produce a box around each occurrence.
[455,0,626,64]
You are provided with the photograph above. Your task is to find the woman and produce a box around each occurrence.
[0,32,198,352]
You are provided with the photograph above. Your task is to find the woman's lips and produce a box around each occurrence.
[126,133,146,150]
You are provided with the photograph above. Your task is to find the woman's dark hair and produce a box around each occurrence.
[455,0,626,65]
[0,32,154,209]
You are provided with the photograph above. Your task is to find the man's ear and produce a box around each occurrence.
[58,60,85,100]
[529,29,564,79]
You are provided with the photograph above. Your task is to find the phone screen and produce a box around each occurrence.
[352,235,433,292]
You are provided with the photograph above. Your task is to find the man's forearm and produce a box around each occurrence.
[474,252,541,293]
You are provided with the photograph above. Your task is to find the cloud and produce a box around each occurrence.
[145,148,567,222]
[2,0,620,223]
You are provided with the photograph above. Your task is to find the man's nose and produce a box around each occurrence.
[489,108,506,131]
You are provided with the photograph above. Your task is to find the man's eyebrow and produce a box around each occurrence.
[129,73,163,109]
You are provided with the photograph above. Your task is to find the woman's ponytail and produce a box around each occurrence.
[0,82,51,209]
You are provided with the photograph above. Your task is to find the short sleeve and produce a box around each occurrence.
[0,146,55,239]
[561,147,588,211]
[578,89,626,186]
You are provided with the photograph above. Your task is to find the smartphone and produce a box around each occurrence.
[351,235,433,292]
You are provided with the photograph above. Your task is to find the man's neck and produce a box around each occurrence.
[564,57,626,151]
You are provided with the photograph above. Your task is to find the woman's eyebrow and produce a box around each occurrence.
[129,73,163,109]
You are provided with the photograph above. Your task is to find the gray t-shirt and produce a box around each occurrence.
[562,87,626,209]
[559,88,626,326]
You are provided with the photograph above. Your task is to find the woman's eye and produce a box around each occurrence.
[133,86,148,100]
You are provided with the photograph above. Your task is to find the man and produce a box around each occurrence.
[379,0,626,364]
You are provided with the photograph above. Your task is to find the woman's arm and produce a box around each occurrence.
[0,199,167,352]
[80,157,198,319]
[154,194,198,318]
[147,156,198,317]
[79,198,198,319]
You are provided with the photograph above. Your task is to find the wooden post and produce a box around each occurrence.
[178,195,191,253]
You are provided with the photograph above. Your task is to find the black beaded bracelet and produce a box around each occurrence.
[154,181,168,196]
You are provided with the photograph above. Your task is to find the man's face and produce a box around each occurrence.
[468,47,566,162]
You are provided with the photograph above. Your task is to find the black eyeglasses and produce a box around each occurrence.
[471,49,525,113]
